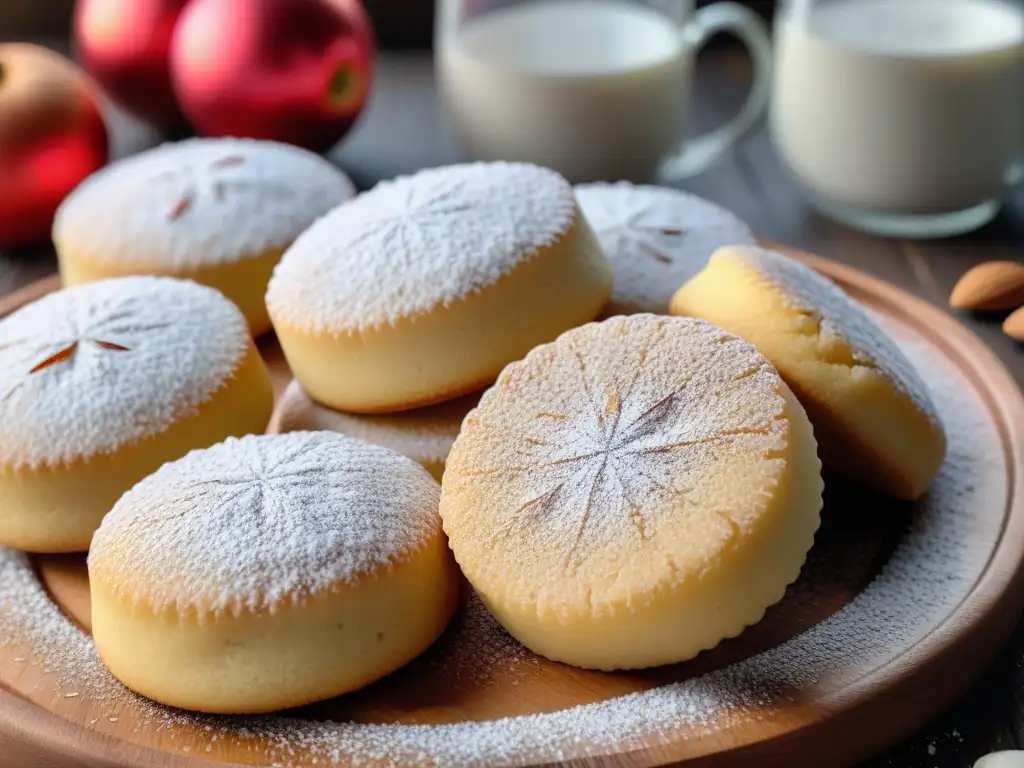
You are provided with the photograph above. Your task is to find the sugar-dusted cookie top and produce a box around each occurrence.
[442,314,801,607]
[575,182,756,315]
[267,162,579,333]
[670,245,947,499]
[89,431,442,616]
[0,276,249,467]
[54,138,354,269]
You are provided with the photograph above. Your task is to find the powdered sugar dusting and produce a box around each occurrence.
[442,314,794,608]
[54,138,354,270]
[0,329,1006,767]
[276,380,476,465]
[426,593,535,683]
[266,163,578,332]
[0,277,248,468]
[88,432,442,616]
[727,246,942,430]
[575,183,756,315]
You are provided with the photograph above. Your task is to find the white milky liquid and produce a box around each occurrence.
[772,0,1024,214]
[438,0,690,183]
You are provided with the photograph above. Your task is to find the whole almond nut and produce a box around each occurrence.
[949,261,1024,311]
[1004,305,1024,341]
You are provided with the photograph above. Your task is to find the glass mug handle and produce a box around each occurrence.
[659,2,774,180]
[1008,156,1024,188]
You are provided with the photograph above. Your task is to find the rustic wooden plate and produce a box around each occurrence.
[0,251,1022,768]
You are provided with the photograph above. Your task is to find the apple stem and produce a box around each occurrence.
[328,64,353,108]
[0,62,6,89]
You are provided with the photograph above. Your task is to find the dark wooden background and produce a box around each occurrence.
[1,3,1023,768]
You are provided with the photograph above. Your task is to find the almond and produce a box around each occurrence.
[1004,305,1024,341]
[949,261,1024,311]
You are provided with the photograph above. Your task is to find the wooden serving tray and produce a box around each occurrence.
[0,251,1022,768]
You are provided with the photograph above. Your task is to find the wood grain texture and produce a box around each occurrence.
[0,45,1022,768]
[0,251,1022,767]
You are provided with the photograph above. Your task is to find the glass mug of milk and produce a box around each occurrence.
[772,0,1024,237]
[436,0,773,183]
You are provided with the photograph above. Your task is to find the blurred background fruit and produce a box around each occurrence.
[73,0,188,130]
[4,0,771,49]
[0,43,108,249]
[170,0,376,152]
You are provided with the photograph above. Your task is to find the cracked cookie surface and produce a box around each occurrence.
[440,314,823,670]
[670,245,946,500]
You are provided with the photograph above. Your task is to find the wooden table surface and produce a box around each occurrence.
[1,45,1022,768]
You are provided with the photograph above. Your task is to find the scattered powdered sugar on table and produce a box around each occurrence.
[729,246,942,430]
[575,182,756,315]
[266,163,579,332]
[0,276,248,468]
[276,380,476,465]
[53,137,354,270]
[0,330,1005,766]
[88,432,442,617]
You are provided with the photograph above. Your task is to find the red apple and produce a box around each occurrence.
[170,0,375,153]
[0,44,109,250]
[74,0,189,130]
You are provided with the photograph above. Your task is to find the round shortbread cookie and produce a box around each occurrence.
[670,245,946,500]
[0,277,274,552]
[267,162,612,413]
[89,432,460,714]
[53,137,355,335]
[440,314,823,670]
[575,182,756,315]
[273,379,476,481]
